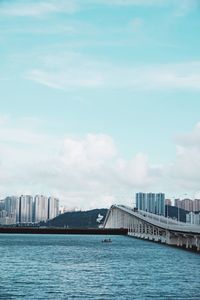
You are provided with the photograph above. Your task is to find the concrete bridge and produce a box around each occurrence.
[103,204,200,251]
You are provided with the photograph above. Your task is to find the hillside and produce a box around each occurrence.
[46,208,108,228]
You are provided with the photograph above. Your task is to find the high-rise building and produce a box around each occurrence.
[181,198,193,212]
[193,199,200,212]
[0,194,60,224]
[174,199,181,208]
[136,193,146,211]
[174,198,200,212]
[0,210,7,218]
[34,195,48,222]
[135,192,165,215]
[0,210,16,225]
[19,195,33,223]
[48,197,59,220]
[165,199,172,206]
[0,200,5,211]
[186,212,200,225]
[147,193,156,214]
[4,196,20,223]
[156,193,165,215]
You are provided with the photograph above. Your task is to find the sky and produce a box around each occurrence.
[1,0,200,209]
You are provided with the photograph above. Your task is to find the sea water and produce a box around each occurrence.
[0,234,199,299]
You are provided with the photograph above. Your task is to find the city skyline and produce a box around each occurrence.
[1,0,200,209]
[0,194,59,224]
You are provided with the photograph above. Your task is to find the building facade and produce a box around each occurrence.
[48,197,59,220]
[181,198,193,211]
[19,195,33,223]
[174,199,181,208]
[165,199,172,206]
[186,212,200,225]
[34,195,48,222]
[136,193,146,211]
[193,199,200,212]
[136,192,165,215]
[0,194,60,224]
[174,198,200,212]
[4,196,20,223]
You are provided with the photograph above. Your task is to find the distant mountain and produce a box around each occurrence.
[46,208,108,228]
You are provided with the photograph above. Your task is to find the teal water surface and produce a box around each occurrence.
[0,234,199,299]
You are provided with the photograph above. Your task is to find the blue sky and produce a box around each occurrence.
[1,0,200,209]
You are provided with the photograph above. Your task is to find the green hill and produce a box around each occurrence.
[46,208,108,228]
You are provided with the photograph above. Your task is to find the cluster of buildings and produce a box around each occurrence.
[135,193,200,226]
[0,195,59,225]
[136,193,165,216]
[174,198,200,212]
[173,198,200,225]
[186,212,200,226]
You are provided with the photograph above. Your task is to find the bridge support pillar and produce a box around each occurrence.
[177,236,183,247]
[186,237,192,249]
[196,238,200,251]
[186,238,189,249]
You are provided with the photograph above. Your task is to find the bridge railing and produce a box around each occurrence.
[137,210,187,226]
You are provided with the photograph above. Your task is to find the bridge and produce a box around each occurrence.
[103,204,200,251]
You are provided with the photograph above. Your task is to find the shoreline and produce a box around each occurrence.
[0,227,128,235]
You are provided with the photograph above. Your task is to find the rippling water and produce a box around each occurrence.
[0,234,199,299]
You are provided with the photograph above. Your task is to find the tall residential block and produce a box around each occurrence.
[174,198,200,212]
[193,199,200,212]
[0,194,60,224]
[156,193,165,215]
[135,192,165,215]
[48,197,59,220]
[34,195,48,222]
[4,196,20,223]
[136,193,146,211]
[19,195,33,223]
[174,199,181,208]
[165,199,172,206]
[181,198,193,211]
[186,212,200,225]
[147,193,156,214]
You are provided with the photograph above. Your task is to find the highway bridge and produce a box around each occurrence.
[103,204,200,251]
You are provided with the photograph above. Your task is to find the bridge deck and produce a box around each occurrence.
[103,204,200,251]
[114,205,200,234]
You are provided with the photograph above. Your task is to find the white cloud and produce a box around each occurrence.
[1,0,196,19]
[175,123,200,148]
[26,69,104,89]
[130,61,200,90]
[0,117,161,209]
[173,0,198,17]
[130,18,143,31]
[0,0,79,17]
[25,54,200,91]
[0,115,9,125]
[2,116,200,207]
[81,0,198,11]
[166,123,200,194]
[0,0,197,19]
[61,134,117,167]
[86,0,166,6]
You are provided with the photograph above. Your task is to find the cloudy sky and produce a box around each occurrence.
[1,0,200,209]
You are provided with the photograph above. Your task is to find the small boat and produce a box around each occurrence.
[102,238,112,243]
